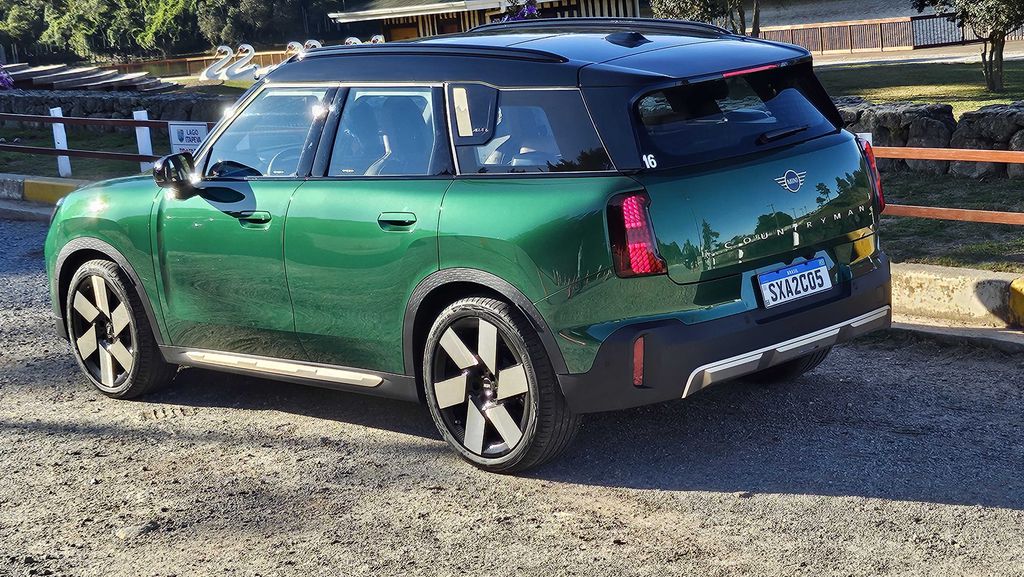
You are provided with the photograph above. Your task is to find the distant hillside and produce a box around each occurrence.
[750,0,935,27]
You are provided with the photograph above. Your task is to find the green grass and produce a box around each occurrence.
[817,60,1024,118]
[167,77,253,97]
[880,173,1024,273]
[0,128,170,181]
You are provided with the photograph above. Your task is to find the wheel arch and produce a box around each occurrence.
[403,269,568,400]
[55,237,165,346]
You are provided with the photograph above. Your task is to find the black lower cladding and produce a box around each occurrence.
[557,253,892,414]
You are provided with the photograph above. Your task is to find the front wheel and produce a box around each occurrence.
[65,259,176,399]
[423,297,580,473]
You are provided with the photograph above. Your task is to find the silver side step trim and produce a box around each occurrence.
[183,351,383,388]
[682,305,891,398]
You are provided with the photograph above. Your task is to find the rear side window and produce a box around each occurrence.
[635,63,839,169]
[451,87,613,174]
[328,87,449,177]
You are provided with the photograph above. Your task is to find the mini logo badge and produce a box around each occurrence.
[775,170,807,193]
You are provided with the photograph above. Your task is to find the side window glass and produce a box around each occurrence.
[205,87,331,179]
[328,87,445,177]
[452,89,613,174]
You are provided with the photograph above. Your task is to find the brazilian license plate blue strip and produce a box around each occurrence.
[757,258,833,308]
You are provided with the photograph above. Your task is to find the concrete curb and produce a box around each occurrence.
[891,263,1024,329]
[0,172,90,205]
[0,199,51,222]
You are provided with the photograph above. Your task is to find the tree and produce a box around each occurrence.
[650,0,762,37]
[912,0,1024,92]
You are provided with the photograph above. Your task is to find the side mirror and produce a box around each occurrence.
[153,152,196,189]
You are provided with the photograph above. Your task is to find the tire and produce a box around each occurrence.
[745,346,832,384]
[422,297,580,473]
[64,259,176,399]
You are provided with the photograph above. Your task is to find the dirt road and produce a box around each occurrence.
[1,219,1022,576]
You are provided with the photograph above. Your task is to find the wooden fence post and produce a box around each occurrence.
[133,110,154,172]
[49,107,72,177]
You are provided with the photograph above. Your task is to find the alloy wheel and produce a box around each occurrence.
[69,274,135,392]
[430,316,532,458]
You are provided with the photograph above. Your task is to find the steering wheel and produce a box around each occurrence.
[266,147,303,177]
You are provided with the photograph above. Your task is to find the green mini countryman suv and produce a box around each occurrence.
[45,18,891,472]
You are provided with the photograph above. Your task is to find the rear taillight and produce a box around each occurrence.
[857,137,886,212]
[608,192,667,278]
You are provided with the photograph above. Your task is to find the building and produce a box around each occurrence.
[328,0,651,41]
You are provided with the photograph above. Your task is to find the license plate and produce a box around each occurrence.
[758,258,833,308]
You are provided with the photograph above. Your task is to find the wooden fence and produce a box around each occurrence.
[874,147,1024,226]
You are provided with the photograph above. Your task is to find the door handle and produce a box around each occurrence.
[378,212,417,231]
[235,210,272,229]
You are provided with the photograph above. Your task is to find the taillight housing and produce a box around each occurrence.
[857,137,886,213]
[608,191,667,278]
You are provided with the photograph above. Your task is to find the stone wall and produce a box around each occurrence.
[0,89,235,131]
[835,97,1024,179]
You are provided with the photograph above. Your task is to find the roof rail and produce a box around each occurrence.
[303,42,567,63]
[470,17,731,37]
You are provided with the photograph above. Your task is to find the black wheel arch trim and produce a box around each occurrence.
[403,268,569,378]
[54,237,166,346]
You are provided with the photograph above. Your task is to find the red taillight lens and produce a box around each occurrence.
[858,137,886,212]
[608,192,667,278]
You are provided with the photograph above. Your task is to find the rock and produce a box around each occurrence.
[906,117,952,175]
[115,520,159,541]
[1008,130,1024,179]
[948,134,1006,178]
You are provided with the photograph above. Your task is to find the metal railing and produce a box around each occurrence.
[0,111,216,175]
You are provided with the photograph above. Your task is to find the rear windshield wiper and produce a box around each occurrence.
[757,124,809,145]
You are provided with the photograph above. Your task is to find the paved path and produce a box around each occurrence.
[1,219,1022,576]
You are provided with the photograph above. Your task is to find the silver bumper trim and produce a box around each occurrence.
[682,305,891,398]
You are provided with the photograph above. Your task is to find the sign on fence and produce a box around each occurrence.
[168,122,208,155]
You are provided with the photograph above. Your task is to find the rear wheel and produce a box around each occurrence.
[746,346,832,384]
[65,259,176,399]
[423,297,580,473]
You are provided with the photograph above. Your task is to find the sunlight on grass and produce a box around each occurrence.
[818,61,1024,118]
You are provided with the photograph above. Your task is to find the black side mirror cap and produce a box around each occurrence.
[153,152,196,190]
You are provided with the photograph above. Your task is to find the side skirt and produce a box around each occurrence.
[160,346,420,403]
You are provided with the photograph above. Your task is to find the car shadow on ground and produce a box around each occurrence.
[137,342,1024,512]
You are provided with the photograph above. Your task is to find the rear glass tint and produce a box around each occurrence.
[453,88,613,174]
[635,64,839,169]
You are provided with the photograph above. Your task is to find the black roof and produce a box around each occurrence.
[267,18,811,88]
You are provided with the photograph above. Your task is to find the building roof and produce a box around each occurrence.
[328,0,502,23]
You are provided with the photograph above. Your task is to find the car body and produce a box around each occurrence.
[45,18,891,472]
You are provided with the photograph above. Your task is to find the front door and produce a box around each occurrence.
[285,86,453,374]
[155,84,335,358]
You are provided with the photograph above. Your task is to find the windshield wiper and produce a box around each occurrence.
[757,124,809,145]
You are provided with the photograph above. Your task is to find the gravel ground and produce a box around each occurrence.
[1,219,1022,577]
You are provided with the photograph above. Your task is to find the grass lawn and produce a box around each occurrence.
[881,172,1024,273]
[817,60,1024,118]
[0,127,170,181]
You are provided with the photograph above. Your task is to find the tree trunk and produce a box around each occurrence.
[989,32,1006,92]
[751,0,760,38]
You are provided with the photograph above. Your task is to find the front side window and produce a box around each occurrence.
[635,63,839,169]
[327,87,447,177]
[451,86,613,174]
[205,86,331,178]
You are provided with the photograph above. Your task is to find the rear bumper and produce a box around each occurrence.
[556,253,891,413]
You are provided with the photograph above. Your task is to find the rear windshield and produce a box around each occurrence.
[635,63,839,169]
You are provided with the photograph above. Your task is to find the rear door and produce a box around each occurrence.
[284,86,452,374]
[155,84,334,358]
[628,63,876,285]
